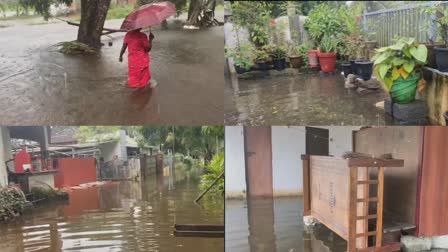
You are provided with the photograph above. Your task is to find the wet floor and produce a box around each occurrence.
[0,16,224,125]
[226,197,347,252]
[224,72,395,126]
[0,176,223,251]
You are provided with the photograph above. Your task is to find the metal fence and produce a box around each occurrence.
[363,2,448,47]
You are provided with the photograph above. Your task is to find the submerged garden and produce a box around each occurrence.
[225,1,448,126]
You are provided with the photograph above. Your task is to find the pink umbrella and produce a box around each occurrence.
[120,1,176,30]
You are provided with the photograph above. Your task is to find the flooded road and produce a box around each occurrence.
[0,176,223,251]
[225,73,394,126]
[0,16,223,125]
[226,197,346,252]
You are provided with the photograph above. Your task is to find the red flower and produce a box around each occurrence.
[270,19,276,25]
[356,16,362,22]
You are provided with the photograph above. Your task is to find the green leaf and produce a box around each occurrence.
[392,57,405,66]
[403,48,412,58]
[374,53,389,65]
[410,44,428,63]
[392,67,400,80]
[389,41,405,50]
[384,77,393,91]
[378,63,390,80]
[376,47,389,53]
[403,60,415,73]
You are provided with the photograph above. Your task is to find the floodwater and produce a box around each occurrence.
[0,16,224,125]
[226,197,347,252]
[224,73,394,126]
[0,176,224,251]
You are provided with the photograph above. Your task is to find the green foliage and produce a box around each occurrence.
[338,34,363,60]
[254,45,272,62]
[57,41,97,55]
[230,1,272,46]
[20,0,72,20]
[199,151,224,196]
[225,42,253,70]
[75,126,121,143]
[372,37,427,91]
[0,187,27,222]
[271,45,287,59]
[422,2,448,47]
[319,34,338,53]
[106,4,134,20]
[137,126,224,164]
[304,3,350,46]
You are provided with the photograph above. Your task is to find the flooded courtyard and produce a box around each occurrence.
[0,16,224,125]
[0,176,223,251]
[224,73,394,126]
[226,197,346,252]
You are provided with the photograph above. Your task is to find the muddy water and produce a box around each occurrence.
[225,73,395,126]
[0,176,223,251]
[226,197,346,252]
[0,17,224,125]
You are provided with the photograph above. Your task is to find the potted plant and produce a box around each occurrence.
[372,37,428,104]
[272,46,287,71]
[355,60,374,81]
[255,46,271,71]
[318,35,338,73]
[224,43,253,74]
[421,35,445,69]
[339,35,363,77]
[423,2,448,72]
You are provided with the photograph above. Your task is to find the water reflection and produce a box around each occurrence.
[226,197,346,252]
[224,73,394,126]
[0,173,223,252]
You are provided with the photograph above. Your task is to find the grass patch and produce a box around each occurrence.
[0,24,10,28]
[106,4,134,20]
[57,41,97,55]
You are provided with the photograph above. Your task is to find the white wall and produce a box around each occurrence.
[224,126,359,198]
[271,126,305,196]
[0,127,12,188]
[225,126,246,198]
[323,126,361,157]
[100,141,120,162]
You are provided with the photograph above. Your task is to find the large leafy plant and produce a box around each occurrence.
[272,46,287,59]
[319,35,339,53]
[225,42,253,70]
[304,3,350,46]
[372,37,428,91]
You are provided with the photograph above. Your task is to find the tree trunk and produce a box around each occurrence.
[186,0,202,25]
[77,0,112,48]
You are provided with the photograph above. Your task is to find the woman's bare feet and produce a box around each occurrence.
[149,79,158,88]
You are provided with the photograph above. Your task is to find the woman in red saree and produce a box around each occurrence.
[119,29,155,88]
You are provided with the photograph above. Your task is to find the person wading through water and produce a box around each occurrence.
[119,28,157,88]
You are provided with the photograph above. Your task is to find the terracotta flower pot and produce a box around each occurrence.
[318,52,337,73]
[308,50,319,68]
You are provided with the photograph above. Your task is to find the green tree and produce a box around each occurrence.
[25,0,112,49]
[75,126,121,143]
[199,151,224,196]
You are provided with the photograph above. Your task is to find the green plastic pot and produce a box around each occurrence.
[390,72,420,104]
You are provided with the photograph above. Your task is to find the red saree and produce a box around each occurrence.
[124,30,151,88]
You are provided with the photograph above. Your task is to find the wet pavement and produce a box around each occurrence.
[226,197,347,252]
[0,176,223,251]
[0,15,224,125]
[224,72,394,126]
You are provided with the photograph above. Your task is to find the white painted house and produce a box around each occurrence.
[225,126,360,198]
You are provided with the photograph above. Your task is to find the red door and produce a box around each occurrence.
[244,127,273,197]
